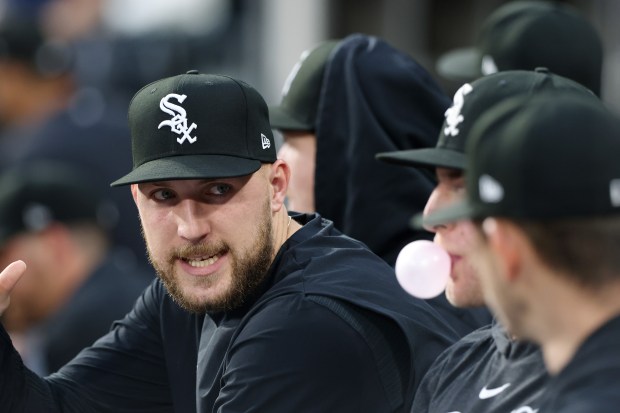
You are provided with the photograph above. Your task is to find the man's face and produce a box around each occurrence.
[277,131,316,213]
[468,219,527,336]
[423,167,484,307]
[132,167,276,314]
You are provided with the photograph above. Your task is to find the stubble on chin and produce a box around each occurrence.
[147,215,275,314]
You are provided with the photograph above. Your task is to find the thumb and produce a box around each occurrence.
[0,261,27,293]
[0,261,27,315]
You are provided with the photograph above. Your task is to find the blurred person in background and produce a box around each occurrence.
[0,10,150,269]
[271,33,492,336]
[0,161,151,375]
[271,35,442,265]
[436,0,603,96]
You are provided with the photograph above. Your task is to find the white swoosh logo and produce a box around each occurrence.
[511,407,538,413]
[479,383,511,399]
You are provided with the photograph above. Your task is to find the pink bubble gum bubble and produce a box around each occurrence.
[395,240,450,299]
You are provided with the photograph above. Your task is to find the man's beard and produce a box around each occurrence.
[147,205,276,314]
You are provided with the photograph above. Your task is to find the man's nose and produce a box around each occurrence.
[176,199,212,243]
[422,189,454,233]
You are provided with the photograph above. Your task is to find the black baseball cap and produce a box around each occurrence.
[376,68,596,170]
[111,71,277,187]
[0,162,112,245]
[268,40,340,131]
[436,1,603,95]
[422,93,620,227]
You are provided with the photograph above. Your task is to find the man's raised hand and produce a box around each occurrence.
[0,261,27,317]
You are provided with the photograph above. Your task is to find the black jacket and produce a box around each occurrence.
[314,33,449,266]
[411,320,548,412]
[538,314,620,412]
[1,214,460,412]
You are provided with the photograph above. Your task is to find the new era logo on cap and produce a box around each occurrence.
[261,133,271,150]
[481,55,498,75]
[111,71,277,187]
[479,174,504,203]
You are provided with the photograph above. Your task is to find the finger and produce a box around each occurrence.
[0,260,27,293]
[0,261,27,316]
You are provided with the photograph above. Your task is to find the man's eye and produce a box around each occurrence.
[209,183,232,196]
[152,189,175,200]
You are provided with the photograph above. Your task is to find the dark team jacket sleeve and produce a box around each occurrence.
[211,295,396,413]
[0,280,174,413]
[409,340,451,411]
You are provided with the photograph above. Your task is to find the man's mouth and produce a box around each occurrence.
[448,253,460,276]
[184,254,221,268]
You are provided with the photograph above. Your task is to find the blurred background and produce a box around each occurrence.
[1,0,617,114]
[260,0,619,112]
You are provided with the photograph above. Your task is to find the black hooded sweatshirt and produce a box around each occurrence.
[313,34,491,334]
[314,33,446,266]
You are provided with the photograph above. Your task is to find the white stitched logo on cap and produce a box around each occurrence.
[158,93,198,144]
[610,179,620,207]
[261,133,271,150]
[479,174,504,203]
[281,49,311,97]
[481,55,498,75]
[444,83,473,137]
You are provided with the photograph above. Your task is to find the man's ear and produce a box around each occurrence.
[483,218,524,283]
[268,160,290,212]
[130,184,138,205]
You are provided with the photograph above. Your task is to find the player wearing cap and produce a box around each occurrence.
[271,34,446,267]
[0,71,460,412]
[271,33,492,336]
[423,92,620,412]
[377,69,598,412]
[437,1,603,95]
[0,162,151,375]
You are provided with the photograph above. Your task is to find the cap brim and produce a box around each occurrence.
[268,106,312,131]
[376,148,466,170]
[410,200,477,229]
[436,47,482,81]
[110,155,261,187]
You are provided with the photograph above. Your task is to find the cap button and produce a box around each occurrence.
[186,69,200,75]
[535,67,550,73]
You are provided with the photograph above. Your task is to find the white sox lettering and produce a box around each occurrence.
[444,83,473,137]
[158,93,198,144]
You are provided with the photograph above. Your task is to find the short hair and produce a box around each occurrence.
[514,216,620,289]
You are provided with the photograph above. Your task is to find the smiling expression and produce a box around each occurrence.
[132,167,277,314]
